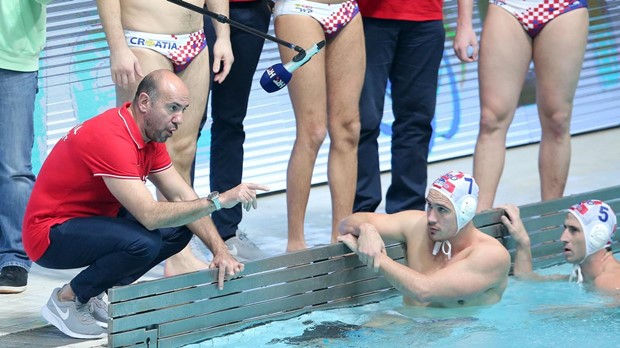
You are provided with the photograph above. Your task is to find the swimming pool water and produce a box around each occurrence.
[189,262,619,348]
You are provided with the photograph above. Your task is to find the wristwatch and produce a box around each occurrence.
[206,191,221,211]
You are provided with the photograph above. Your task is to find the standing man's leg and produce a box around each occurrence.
[385,20,445,213]
[0,69,36,293]
[473,5,532,211]
[274,15,328,252]
[325,15,364,242]
[164,47,214,275]
[532,9,588,201]
[206,1,271,261]
[354,18,396,213]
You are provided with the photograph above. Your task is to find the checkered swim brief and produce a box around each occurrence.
[124,29,207,73]
[490,0,587,38]
[273,0,360,40]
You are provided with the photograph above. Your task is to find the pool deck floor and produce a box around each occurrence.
[0,127,619,347]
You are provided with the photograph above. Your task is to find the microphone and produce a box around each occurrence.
[260,40,326,93]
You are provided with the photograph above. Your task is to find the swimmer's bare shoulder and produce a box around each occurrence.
[120,0,205,34]
[474,231,511,281]
[594,265,620,293]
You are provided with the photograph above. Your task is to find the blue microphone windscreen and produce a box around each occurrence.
[260,63,292,93]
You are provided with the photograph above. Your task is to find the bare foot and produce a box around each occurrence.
[286,242,307,253]
[164,246,210,277]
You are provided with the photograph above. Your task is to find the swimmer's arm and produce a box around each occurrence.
[339,211,424,242]
[499,205,569,281]
[339,212,425,270]
[500,205,535,278]
[96,0,143,88]
[96,0,126,54]
[377,245,511,303]
[508,238,570,282]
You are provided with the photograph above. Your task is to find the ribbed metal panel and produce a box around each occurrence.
[34,0,620,196]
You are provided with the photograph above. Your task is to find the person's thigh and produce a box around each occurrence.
[36,216,159,270]
[389,20,444,127]
[115,48,173,105]
[532,8,588,120]
[358,18,397,133]
[325,14,365,125]
[478,5,533,123]
[274,14,328,131]
[177,45,210,137]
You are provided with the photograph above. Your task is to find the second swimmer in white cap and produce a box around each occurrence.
[338,170,511,307]
[501,200,620,292]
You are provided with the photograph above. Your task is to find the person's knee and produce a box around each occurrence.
[128,234,162,262]
[479,106,511,135]
[332,114,361,147]
[541,110,571,140]
[298,124,328,150]
[359,113,381,134]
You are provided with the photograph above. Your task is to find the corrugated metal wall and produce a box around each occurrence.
[34,0,620,197]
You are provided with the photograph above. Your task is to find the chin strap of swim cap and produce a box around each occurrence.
[432,240,452,260]
[569,264,583,283]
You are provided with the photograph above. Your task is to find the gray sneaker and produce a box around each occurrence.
[88,293,108,328]
[225,230,269,262]
[41,287,106,339]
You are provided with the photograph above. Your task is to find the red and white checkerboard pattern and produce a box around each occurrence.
[515,0,576,35]
[168,29,207,73]
[321,0,360,38]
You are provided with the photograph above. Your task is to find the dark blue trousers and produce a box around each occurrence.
[354,18,445,213]
[201,1,271,240]
[36,210,192,304]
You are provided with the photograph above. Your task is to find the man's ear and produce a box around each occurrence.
[137,92,149,112]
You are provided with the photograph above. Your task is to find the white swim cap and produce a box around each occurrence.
[429,171,479,231]
[568,199,617,260]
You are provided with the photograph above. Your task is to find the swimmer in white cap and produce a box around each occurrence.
[501,200,620,292]
[338,171,511,307]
